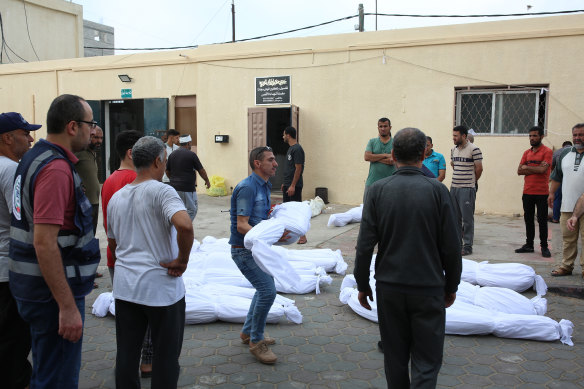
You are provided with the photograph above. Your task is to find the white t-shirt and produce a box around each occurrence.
[162,143,179,183]
[107,179,187,306]
[0,157,17,282]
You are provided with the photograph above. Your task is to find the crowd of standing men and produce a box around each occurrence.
[1,95,583,389]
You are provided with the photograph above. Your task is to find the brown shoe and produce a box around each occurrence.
[551,267,572,277]
[249,340,277,364]
[241,334,276,345]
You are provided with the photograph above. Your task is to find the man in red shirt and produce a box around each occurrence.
[516,126,553,257]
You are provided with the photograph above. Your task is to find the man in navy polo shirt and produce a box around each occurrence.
[229,146,289,365]
[423,136,446,182]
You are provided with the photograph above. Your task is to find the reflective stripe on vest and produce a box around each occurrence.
[9,258,98,278]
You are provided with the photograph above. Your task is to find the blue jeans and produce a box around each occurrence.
[16,297,85,389]
[553,185,562,222]
[231,247,276,343]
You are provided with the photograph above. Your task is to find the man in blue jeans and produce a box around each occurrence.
[9,94,100,388]
[229,146,289,364]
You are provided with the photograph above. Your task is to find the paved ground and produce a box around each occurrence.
[81,194,584,388]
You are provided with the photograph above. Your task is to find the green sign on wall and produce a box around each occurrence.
[121,89,132,99]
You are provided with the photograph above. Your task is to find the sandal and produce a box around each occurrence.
[297,237,307,245]
[551,267,572,277]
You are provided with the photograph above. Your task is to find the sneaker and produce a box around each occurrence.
[541,247,551,258]
[249,340,277,364]
[461,247,472,256]
[515,245,534,253]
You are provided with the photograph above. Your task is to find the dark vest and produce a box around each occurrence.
[9,139,100,302]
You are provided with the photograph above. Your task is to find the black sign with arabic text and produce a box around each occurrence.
[255,76,291,105]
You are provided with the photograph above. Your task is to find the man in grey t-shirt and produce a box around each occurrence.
[0,112,40,388]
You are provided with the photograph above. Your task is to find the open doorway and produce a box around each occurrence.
[248,105,299,190]
[108,100,144,172]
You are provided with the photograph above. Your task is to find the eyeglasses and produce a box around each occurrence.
[76,120,98,129]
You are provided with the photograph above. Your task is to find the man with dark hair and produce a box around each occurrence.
[450,125,483,256]
[75,126,103,235]
[166,134,211,221]
[9,94,100,388]
[281,126,307,244]
[0,112,40,389]
[364,117,395,200]
[230,146,289,364]
[548,123,584,277]
[108,136,193,388]
[423,136,446,182]
[516,126,553,257]
[162,129,180,184]
[355,127,461,388]
[551,140,574,223]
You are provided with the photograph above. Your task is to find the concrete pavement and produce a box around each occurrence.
[82,193,584,388]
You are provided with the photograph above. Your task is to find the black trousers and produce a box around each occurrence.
[282,185,302,202]
[91,203,99,236]
[377,288,445,389]
[115,297,185,389]
[522,194,549,248]
[0,282,31,389]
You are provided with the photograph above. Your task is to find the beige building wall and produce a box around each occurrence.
[0,0,83,63]
[1,14,583,215]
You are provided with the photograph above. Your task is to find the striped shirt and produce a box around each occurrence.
[451,142,483,188]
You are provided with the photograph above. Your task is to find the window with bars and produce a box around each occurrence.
[454,87,547,135]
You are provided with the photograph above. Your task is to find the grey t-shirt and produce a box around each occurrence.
[283,143,305,187]
[107,180,187,306]
[0,157,17,282]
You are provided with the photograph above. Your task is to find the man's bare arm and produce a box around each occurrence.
[34,223,83,342]
[517,162,549,176]
[364,151,392,163]
[474,161,483,181]
[161,210,194,277]
[197,168,211,189]
[437,169,446,182]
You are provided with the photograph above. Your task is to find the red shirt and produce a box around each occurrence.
[101,169,137,267]
[520,145,553,195]
[34,142,78,230]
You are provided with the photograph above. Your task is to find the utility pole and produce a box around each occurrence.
[375,0,378,31]
[232,0,235,42]
[358,3,364,32]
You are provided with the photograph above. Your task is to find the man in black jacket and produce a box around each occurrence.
[354,127,462,388]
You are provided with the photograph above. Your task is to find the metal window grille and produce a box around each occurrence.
[455,88,547,135]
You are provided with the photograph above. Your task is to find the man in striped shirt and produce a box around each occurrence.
[450,125,483,256]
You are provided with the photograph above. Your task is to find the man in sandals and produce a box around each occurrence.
[548,123,584,277]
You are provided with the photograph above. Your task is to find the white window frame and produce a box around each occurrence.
[455,88,543,136]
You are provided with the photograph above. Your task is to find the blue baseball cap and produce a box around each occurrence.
[0,112,42,134]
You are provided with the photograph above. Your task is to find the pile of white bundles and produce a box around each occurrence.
[93,202,348,324]
[339,259,573,345]
[327,205,363,227]
[462,258,548,296]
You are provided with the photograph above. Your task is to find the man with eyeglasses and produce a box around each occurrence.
[0,112,41,389]
[9,94,100,388]
[548,123,584,277]
[229,146,289,364]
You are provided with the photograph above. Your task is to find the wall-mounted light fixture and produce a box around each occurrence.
[118,74,132,82]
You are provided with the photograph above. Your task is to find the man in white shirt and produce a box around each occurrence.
[162,129,180,183]
[107,136,193,389]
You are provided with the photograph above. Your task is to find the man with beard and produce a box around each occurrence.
[450,125,483,256]
[548,123,584,276]
[515,126,553,257]
[9,94,100,388]
[364,117,395,201]
[75,126,103,235]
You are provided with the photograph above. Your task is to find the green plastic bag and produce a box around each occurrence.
[206,175,228,197]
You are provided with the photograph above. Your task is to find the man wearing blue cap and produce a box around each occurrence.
[9,95,100,389]
[0,112,40,389]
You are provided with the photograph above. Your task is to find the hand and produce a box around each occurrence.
[277,229,292,243]
[444,292,456,308]
[567,216,578,231]
[205,181,211,189]
[281,184,284,192]
[58,305,83,342]
[161,258,188,277]
[547,194,554,208]
[286,185,296,196]
[358,288,374,310]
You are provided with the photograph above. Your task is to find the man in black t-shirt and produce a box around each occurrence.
[166,135,210,221]
[281,126,307,244]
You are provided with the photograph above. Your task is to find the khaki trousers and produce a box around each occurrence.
[559,212,584,272]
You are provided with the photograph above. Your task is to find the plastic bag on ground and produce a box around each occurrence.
[206,175,228,197]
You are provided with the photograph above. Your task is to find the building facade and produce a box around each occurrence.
[1,13,583,214]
